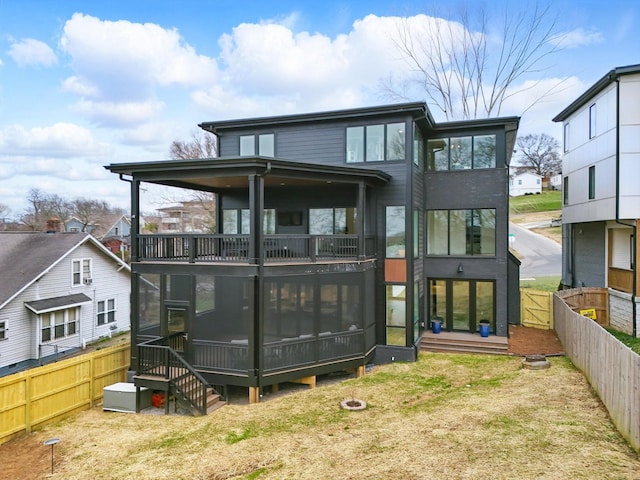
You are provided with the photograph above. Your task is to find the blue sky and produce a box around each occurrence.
[0,0,638,217]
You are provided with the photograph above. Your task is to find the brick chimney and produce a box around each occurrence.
[46,216,61,233]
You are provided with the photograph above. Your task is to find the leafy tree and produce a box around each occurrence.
[515,133,561,176]
[382,2,564,120]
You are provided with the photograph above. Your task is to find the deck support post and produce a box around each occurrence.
[356,365,365,378]
[249,386,260,404]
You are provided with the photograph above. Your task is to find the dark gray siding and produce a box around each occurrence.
[565,221,606,288]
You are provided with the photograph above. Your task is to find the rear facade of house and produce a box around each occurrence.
[107,102,520,404]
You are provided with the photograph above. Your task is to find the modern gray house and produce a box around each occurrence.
[106,102,520,409]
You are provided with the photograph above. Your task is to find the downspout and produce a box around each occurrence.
[613,76,637,336]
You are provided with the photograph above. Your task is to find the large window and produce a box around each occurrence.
[386,206,405,258]
[386,285,406,346]
[72,259,92,286]
[222,209,276,234]
[97,299,116,325]
[427,134,496,170]
[427,209,496,256]
[429,279,495,332]
[588,166,596,200]
[346,122,405,163]
[309,208,356,234]
[240,133,275,157]
[41,307,78,342]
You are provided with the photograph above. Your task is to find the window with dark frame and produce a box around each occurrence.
[426,134,496,171]
[589,104,596,139]
[563,176,569,205]
[346,122,406,163]
[426,209,496,256]
[0,321,6,340]
[588,165,596,199]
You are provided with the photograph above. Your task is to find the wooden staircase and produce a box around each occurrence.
[420,330,509,355]
[134,333,225,415]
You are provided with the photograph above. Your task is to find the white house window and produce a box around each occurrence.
[97,299,116,325]
[41,308,78,342]
[72,259,92,286]
[589,104,596,139]
[563,123,570,152]
[0,320,6,340]
[240,134,275,157]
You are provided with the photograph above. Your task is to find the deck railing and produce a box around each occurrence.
[137,234,373,263]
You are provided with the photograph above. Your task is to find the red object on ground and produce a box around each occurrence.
[151,393,165,408]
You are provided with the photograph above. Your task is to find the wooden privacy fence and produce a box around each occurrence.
[0,343,130,446]
[520,288,554,329]
[554,290,639,452]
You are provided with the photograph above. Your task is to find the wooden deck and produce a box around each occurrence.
[420,331,509,355]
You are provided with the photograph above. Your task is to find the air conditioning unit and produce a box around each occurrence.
[84,277,93,285]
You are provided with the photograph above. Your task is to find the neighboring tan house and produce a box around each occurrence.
[509,169,542,196]
[105,102,520,408]
[0,231,131,377]
[553,64,640,337]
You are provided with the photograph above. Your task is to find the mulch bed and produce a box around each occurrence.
[508,325,564,356]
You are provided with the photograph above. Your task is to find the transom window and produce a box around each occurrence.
[41,307,78,342]
[240,133,275,157]
[427,209,496,256]
[72,259,92,286]
[427,134,496,170]
[346,122,405,163]
[97,299,116,325]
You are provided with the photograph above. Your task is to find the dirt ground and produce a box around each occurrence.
[508,325,564,356]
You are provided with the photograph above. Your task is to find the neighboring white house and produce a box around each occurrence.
[0,231,131,377]
[509,170,542,196]
[553,63,640,337]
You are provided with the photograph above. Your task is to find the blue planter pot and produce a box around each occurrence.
[431,319,443,334]
[479,322,490,337]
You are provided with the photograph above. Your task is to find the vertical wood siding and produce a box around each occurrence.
[554,290,639,452]
[0,343,130,445]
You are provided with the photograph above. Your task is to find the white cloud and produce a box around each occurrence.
[7,38,58,67]
[0,123,110,158]
[60,13,218,103]
[70,99,165,127]
[552,28,604,49]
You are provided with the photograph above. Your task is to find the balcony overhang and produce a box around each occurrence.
[105,157,391,192]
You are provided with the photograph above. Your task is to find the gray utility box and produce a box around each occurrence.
[103,382,151,413]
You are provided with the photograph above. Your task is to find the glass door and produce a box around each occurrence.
[164,304,189,356]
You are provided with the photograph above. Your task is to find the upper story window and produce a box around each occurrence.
[427,209,496,256]
[346,123,405,163]
[309,208,356,234]
[240,133,275,157]
[563,176,569,205]
[0,320,6,340]
[589,104,596,139]
[222,209,276,234]
[563,123,570,152]
[426,134,496,171]
[72,259,92,286]
[588,166,596,199]
[386,206,406,258]
[413,124,423,168]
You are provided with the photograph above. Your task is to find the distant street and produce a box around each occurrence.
[509,222,562,279]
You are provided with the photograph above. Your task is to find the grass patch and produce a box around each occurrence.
[510,191,561,214]
[606,328,640,354]
[520,275,561,291]
[21,354,639,480]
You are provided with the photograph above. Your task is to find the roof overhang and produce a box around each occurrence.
[25,293,92,315]
[553,64,640,122]
[105,157,392,192]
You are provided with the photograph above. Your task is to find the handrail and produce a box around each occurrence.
[138,333,215,415]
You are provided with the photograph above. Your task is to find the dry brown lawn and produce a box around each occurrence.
[4,354,638,479]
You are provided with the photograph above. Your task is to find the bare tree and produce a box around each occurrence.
[170,130,217,160]
[162,131,218,232]
[515,133,561,176]
[383,2,564,120]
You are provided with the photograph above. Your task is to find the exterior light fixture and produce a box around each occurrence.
[457,263,463,273]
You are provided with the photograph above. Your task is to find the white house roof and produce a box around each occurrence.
[0,232,130,310]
